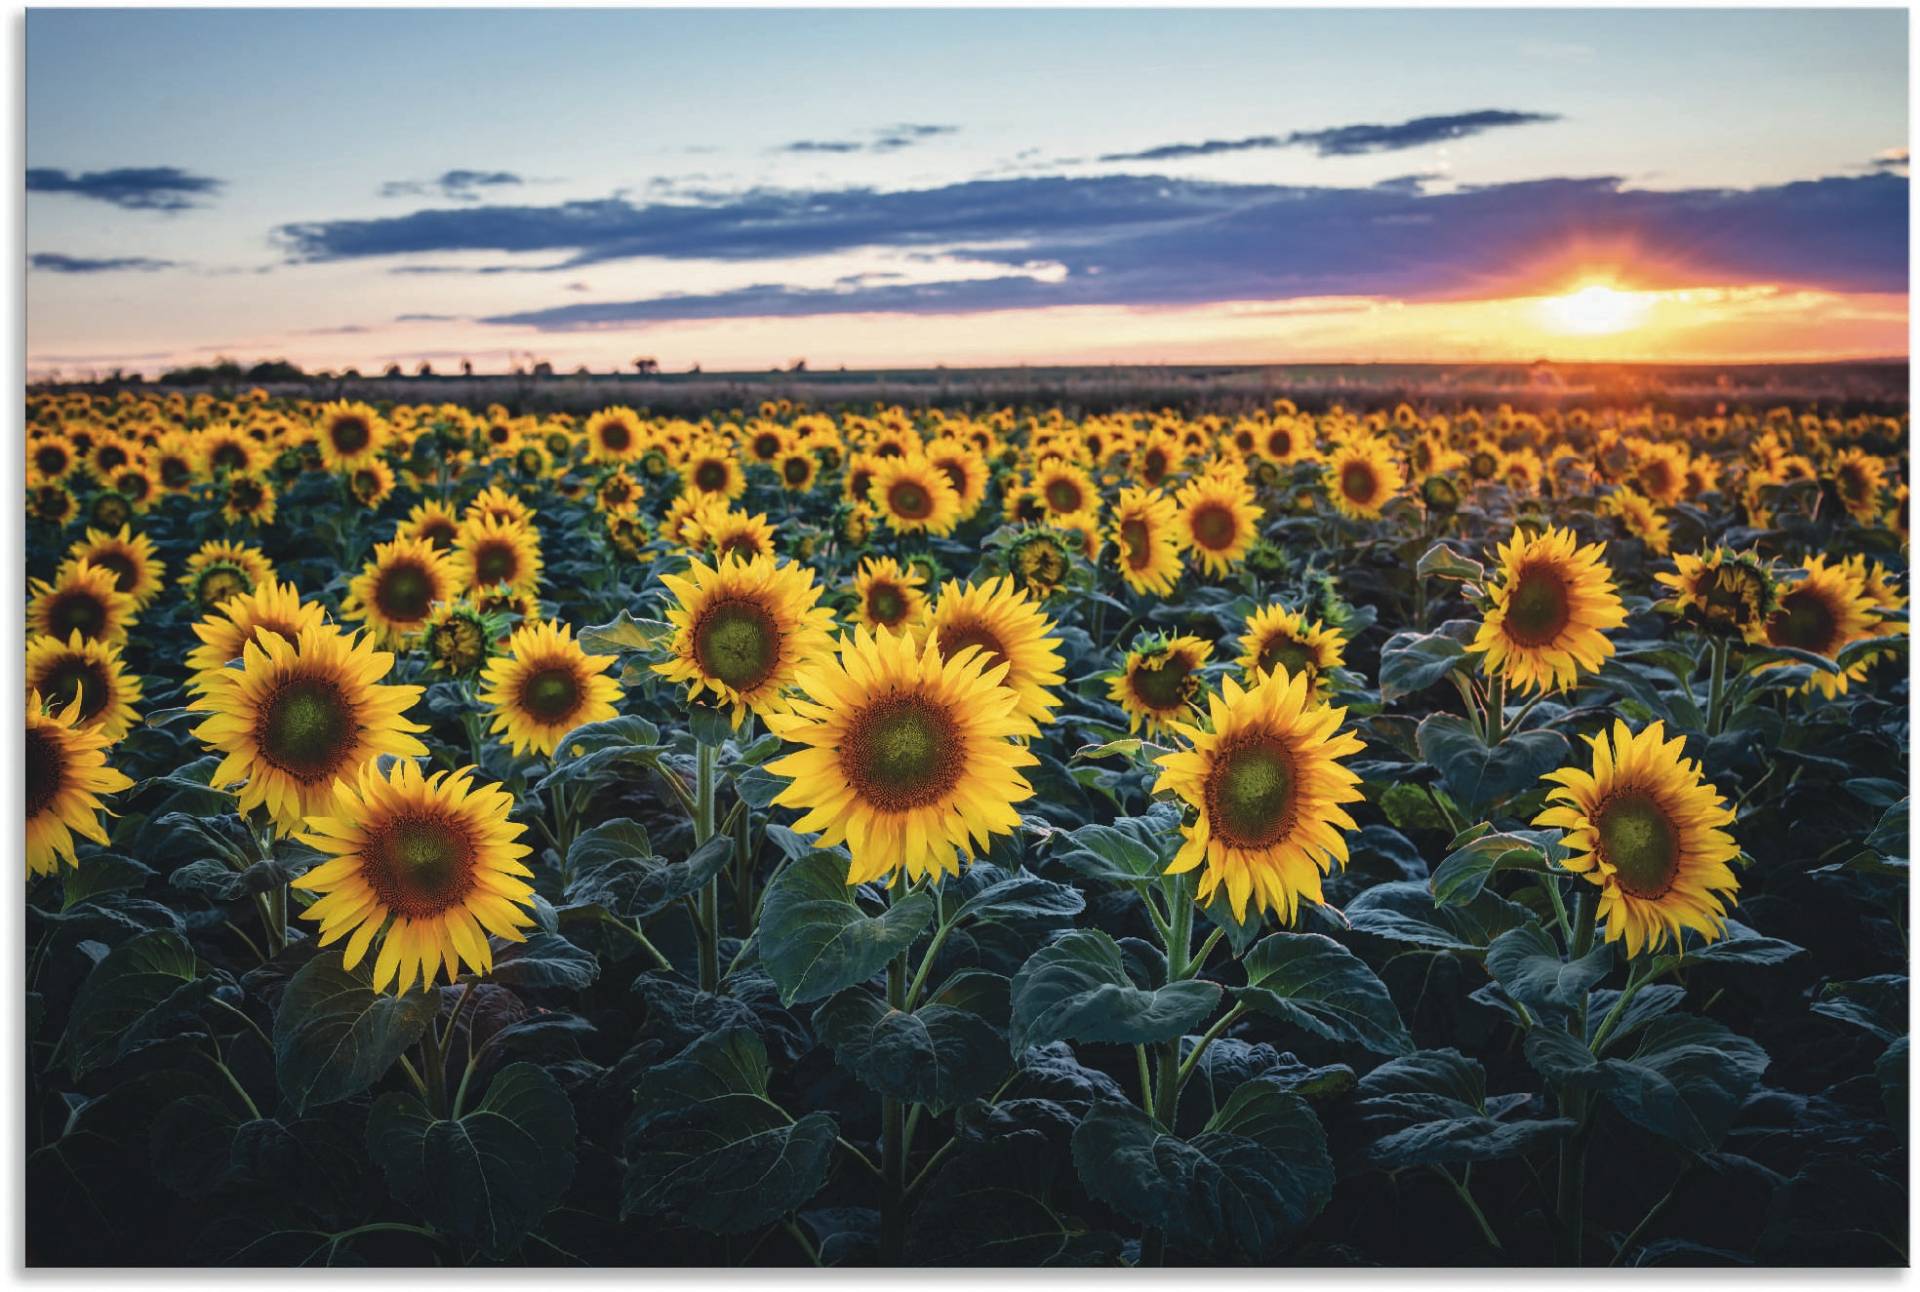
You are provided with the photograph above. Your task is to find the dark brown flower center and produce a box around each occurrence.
[693,460,729,492]
[599,421,632,452]
[25,726,64,819]
[256,676,356,782]
[359,813,477,919]
[1504,562,1573,648]
[473,540,520,586]
[89,551,138,593]
[329,417,371,455]
[692,597,780,691]
[46,589,108,641]
[37,656,111,724]
[1129,652,1194,711]
[34,444,70,475]
[937,618,1008,673]
[1121,518,1152,569]
[1190,502,1237,551]
[887,479,934,520]
[375,560,436,621]
[1341,462,1379,505]
[419,518,457,549]
[841,695,963,811]
[1595,789,1681,899]
[1768,586,1840,655]
[1044,478,1084,513]
[1203,732,1298,850]
[518,664,583,724]
[866,581,908,627]
[752,433,783,460]
[1257,635,1317,682]
[784,457,813,485]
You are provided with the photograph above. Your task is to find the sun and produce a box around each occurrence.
[1537,283,1654,336]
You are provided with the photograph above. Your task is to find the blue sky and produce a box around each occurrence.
[25,8,1911,373]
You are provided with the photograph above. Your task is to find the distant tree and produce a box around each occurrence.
[384,363,404,378]
[633,356,660,374]
[417,361,435,377]
[789,358,808,373]
[532,361,554,378]
[341,367,362,380]
[688,362,702,374]
[460,359,474,377]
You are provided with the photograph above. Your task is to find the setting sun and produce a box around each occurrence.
[1535,283,1655,335]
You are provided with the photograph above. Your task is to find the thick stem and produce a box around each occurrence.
[1557,888,1599,1265]
[880,953,909,1265]
[1436,1165,1502,1250]
[695,741,719,992]
[1706,636,1732,736]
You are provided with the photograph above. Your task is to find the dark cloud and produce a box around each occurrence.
[30,252,178,273]
[777,123,958,155]
[394,312,465,322]
[1871,148,1909,171]
[1098,110,1559,162]
[381,169,526,201]
[26,166,223,212]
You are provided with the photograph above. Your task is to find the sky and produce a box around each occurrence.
[24,7,1912,377]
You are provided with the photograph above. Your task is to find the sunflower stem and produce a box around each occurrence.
[694,740,720,993]
[1435,1165,1502,1250]
[419,1032,449,1120]
[1136,1045,1155,1120]
[880,952,909,1266]
[1705,635,1732,736]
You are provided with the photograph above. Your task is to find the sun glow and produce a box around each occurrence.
[1535,283,1656,336]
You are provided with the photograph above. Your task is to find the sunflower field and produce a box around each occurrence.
[23,389,1910,1267]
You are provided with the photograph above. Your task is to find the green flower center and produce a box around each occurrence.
[376,561,435,621]
[1257,636,1317,683]
[25,726,63,818]
[90,494,131,529]
[842,695,963,811]
[1595,789,1681,899]
[257,678,355,781]
[1129,652,1193,711]
[866,582,908,627]
[692,598,780,691]
[362,815,476,918]
[1504,562,1573,647]
[1045,479,1084,513]
[1340,462,1379,505]
[519,666,583,724]
[1205,733,1297,850]
[196,565,252,611]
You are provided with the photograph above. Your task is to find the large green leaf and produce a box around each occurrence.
[1355,1047,1573,1166]
[1009,929,1220,1054]
[367,1062,577,1259]
[489,931,600,991]
[1378,630,1469,702]
[1345,880,1532,954]
[907,1134,1121,1266]
[563,819,730,921]
[1485,922,1614,1018]
[1070,1079,1332,1259]
[1429,829,1560,906]
[1236,932,1411,1056]
[62,929,227,1078]
[1416,713,1569,809]
[1597,1013,1769,1153]
[949,867,1087,924]
[757,851,936,1006]
[814,988,1011,1114]
[1047,807,1180,884]
[272,951,440,1114]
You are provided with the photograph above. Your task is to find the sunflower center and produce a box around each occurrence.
[694,460,728,492]
[1190,502,1236,551]
[784,457,812,485]
[361,814,477,919]
[376,561,436,621]
[47,590,107,641]
[1341,462,1379,504]
[1838,463,1871,502]
[887,480,934,520]
[518,665,582,725]
[90,551,138,593]
[1504,563,1573,647]
[1595,789,1681,899]
[1130,654,1193,711]
[96,444,128,471]
[1143,448,1169,482]
[330,417,371,455]
[867,581,908,627]
[160,456,192,487]
[937,619,1008,673]
[1257,636,1316,681]
[473,541,519,586]
[1045,479,1084,513]
[34,444,68,475]
[1768,587,1839,654]
[257,678,356,781]
[1204,733,1298,850]
[600,422,632,452]
[692,598,780,691]
[718,533,765,562]
[1121,518,1151,569]
[753,433,783,460]
[25,727,63,819]
[420,518,457,549]
[197,566,252,610]
[841,695,963,812]
[937,461,967,493]
[39,657,111,724]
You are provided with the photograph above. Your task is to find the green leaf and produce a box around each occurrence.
[62,929,225,1078]
[1378,631,1468,702]
[1430,830,1559,906]
[907,1134,1121,1266]
[950,869,1087,924]
[1878,1036,1907,1144]
[1415,542,1485,583]
[1048,807,1179,884]
[170,856,308,903]
[1650,919,1804,971]
[150,1095,248,1197]
[272,950,440,1115]
[59,854,153,909]
[1070,1079,1332,1259]
[1416,713,1570,810]
[535,716,668,791]
[577,609,673,654]
[564,820,730,921]
[814,988,1012,1114]
[1009,928,1221,1054]
[1867,798,1908,857]
[1485,922,1614,1017]
[489,932,600,990]
[367,1062,577,1259]
[1346,880,1532,954]
[1810,974,1907,1042]
[757,851,936,1006]
[1597,1013,1769,1153]
[1355,1047,1574,1166]
[1236,932,1412,1056]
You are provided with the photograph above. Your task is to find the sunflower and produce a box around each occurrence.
[926,442,989,516]
[25,631,143,741]
[1109,633,1212,736]
[1829,447,1890,524]
[346,459,397,509]
[453,514,543,596]
[585,407,647,464]
[219,472,278,527]
[1174,474,1263,576]
[315,400,390,469]
[1152,669,1365,923]
[1326,438,1405,521]
[421,602,493,679]
[1630,443,1689,506]
[472,583,542,643]
[745,422,791,465]
[1600,486,1671,555]
[869,455,963,537]
[851,556,931,634]
[180,540,276,613]
[186,577,330,692]
[479,620,623,756]
[1004,528,1076,599]
[1535,720,1739,957]
[292,759,536,994]
[27,691,134,878]
[1760,555,1881,698]
[66,524,165,609]
[29,561,137,646]
[86,433,135,479]
[775,449,819,494]
[1654,547,1776,640]
[765,627,1038,886]
[109,462,158,513]
[190,624,427,830]
[680,443,748,502]
[398,498,462,550]
[344,535,459,646]
[28,433,78,484]
[465,483,536,529]
[1100,487,1180,595]
[28,481,78,527]
[654,554,837,727]
[1031,462,1099,519]
[1237,603,1347,696]
[594,468,644,518]
[1467,525,1627,694]
[694,507,780,564]
[925,576,1066,730]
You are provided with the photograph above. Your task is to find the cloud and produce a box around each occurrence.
[394,312,465,322]
[26,166,223,212]
[777,123,958,155]
[1098,109,1559,162]
[1871,148,1910,171]
[30,252,178,273]
[381,169,526,201]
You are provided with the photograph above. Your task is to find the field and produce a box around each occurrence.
[23,387,1910,1267]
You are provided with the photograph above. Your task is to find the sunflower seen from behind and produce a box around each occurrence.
[1152,667,1366,923]
[654,554,836,728]
[1467,525,1626,694]
[25,631,143,741]
[1535,719,1739,957]
[293,759,535,994]
[27,691,135,878]
[765,627,1038,886]
[480,619,623,757]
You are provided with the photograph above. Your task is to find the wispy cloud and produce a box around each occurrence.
[1097,109,1559,162]
[26,166,223,211]
[1870,148,1910,172]
[381,169,527,201]
[777,123,959,155]
[30,252,179,273]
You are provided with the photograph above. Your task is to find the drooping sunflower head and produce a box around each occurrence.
[1006,527,1077,598]
[869,455,963,537]
[1829,446,1890,523]
[1326,438,1406,521]
[345,535,459,646]
[26,631,143,742]
[1599,486,1672,556]
[1109,633,1213,736]
[1174,474,1264,577]
[421,602,494,680]
[605,511,655,562]
[926,575,1067,731]
[186,577,329,691]
[27,690,134,878]
[1152,669,1366,923]
[293,759,535,994]
[594,468,643,517]
[654,554,838,727]
[315,400,389,469]
[1236,603,1347,696]
[851,556,930,634]
[765,627,1039,885]
[1536,719,1739,957]
[1467,525,1627,694]
[67,524,164,609]
[189,624,428,830]
[479,619,624,756]
[29,560,137,647]
[453,514,543,596]
[181,539,276,612]
[1655,547,1777,640]
[399,498,462,550]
